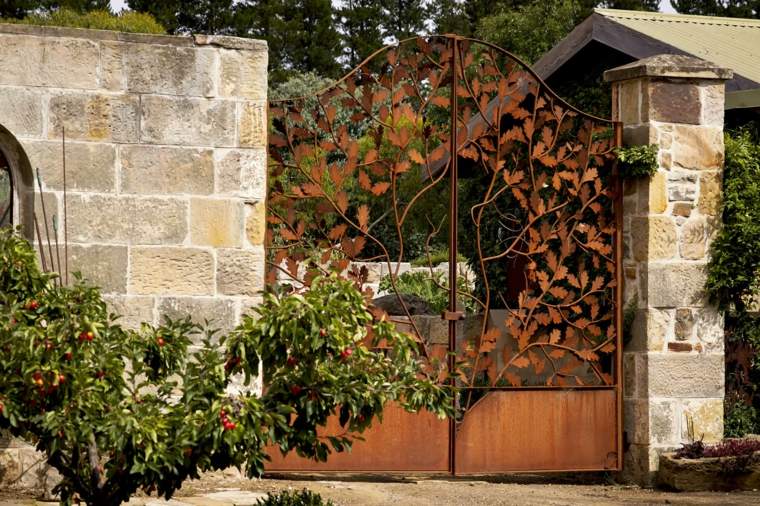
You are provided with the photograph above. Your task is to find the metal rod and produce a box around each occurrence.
[613,120,624,472]
[52,214,62,287]
[33,214,48,273]
[62,127,69,286]
[35,168,57,279]
[447,36,459,476]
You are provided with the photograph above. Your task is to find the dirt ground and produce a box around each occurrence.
[5,473,760,506]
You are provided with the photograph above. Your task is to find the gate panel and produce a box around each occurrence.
[454,390,617,473]
[266,35,622,474]
[267,405,449,472]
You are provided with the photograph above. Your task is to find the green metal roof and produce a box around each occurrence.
[594,8,760,87]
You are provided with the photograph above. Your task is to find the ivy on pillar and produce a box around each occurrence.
[604,55,733,485]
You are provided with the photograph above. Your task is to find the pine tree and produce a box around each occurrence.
[380,0,427,42]
[1,0,111,19]
[128,0,236,34]
[338,0,385,69]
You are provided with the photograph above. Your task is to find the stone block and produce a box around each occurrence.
[623,353,636,398]
[630,216,677,261]
[100,40,126,91]
[140,95,236,147]
[622,125,655,147]
[120,145,214,195]
[0,33,98,89]
[129,246,214,295]
[122,44,216,96]
[67,244,127,293]
[219,48,268,100]
[644,263,707,308]
[245,200,266,246]
[679,217,706,260]
[698,171,722,216]
[637,171,667,214]
[700,83,725,126]
[680,398,723,443]
[0,87,44,137]
[24,140,116,192]
[238,101,266,148]
[217,247,265,297]
[104,294,155,329]
[667,171,698,201]
[48,92,139,143]
[215,148,267,198]
[647,81,700,124]
[630,307,671,352]
[157,296,237,339]
[190,198,243,247]
[672,202,692,217]
[68,195,187,244]
[32,191,60,244]
[674,308,694,341]
[650,400,678,445]
[645,353,724,398]
[618,80,641,125]
[671,125,723,170]
[695,307,724,352]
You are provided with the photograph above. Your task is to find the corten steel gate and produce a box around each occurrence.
[265,35,623,474]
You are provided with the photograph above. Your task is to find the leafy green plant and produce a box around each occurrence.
[0,227,450,505]
[379,270,476,314]
[410,248,465,267]
[256,489,334,506]
[1,8,166,34]
[725,391,759,438]
[706,129,760,435]
[615,144,659,179]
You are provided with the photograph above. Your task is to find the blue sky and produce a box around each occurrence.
[110,1,678,14]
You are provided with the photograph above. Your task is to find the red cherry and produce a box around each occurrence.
[87,332,94,341]
[319,328,327,337]
[26,300,39,311]
[78,331,88,343]
[58,374,66,384]
[219,409,227,418]
[96,370,105,379]
[286,356,298,367]
[64,352,73,361]
[289,385,303,396]
[157,337,165,347]
[340,348,353,360]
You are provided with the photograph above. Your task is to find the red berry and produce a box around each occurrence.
[78,331,88,343]
[286,356,298,367]
[87,332,94,341]
[340,348,353,360]
[0,402,4,414]
[64,352,73,361]
[319,328,327,337]
[26,300,39,311]
[157,337,165,347]
[219,409,226,418]
[289,385,303,396]
[44,341,53,351]
[96,370,105,379]
[58,374,66,384]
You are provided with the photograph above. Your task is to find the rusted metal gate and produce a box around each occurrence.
[265,35,623,474]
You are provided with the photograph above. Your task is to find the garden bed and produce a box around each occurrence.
[659,438,760,491]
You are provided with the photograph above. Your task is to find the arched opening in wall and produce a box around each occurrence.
[0,123,35,239]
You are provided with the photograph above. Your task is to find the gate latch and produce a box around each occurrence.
[442,310,465,321]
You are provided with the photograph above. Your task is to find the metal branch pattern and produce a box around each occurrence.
[267,36,621,412]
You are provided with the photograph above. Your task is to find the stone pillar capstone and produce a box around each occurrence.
[604,55,732,485]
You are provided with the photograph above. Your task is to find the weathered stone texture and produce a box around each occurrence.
[120,145,214,195]
[618,79,641,125]
[68,195,187,244]
[129,247,214,295]
[674,308,694,341]
[0,87,44,137]
[215,148,267,198]
[157,296,237,338]
[680,399,723,443]
[630,308,671,352]
[190,198,243,247]
[679,217,706,260]
[238,102,266,147]
[140,95,236,146]
[645,263,707,308]
[25,140,116,192]
[630,216,677,261]
[671,125,723,170]
[245,201,266,246]
[698,171,722,216]
[219,48,268,99]
[636,171,667,214]
[48,93,139,142]
[667,171,698,201]
[0,33,98,89]
[646,353,724,398]
[647,81,700,124]
[122,44,217,96]
[217,248,265,297]
[103,295,156,329]
[67,244,128,293]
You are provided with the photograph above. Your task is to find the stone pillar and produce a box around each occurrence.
[604,55,732,485]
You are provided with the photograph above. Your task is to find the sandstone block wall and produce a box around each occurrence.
[0,24,267,492]
[605,55,731,485]
[0,24,268,334]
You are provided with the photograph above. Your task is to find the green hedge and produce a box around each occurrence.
[1,8,166,34]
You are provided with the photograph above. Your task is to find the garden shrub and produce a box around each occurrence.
[0,227,450,505]
[706,128,760,435]
[615,144,659,179]
[0,8,166,34]
[256,489,334,506]
[378,270,476,314]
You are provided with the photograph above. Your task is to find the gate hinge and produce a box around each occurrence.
[442,310,465,321]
